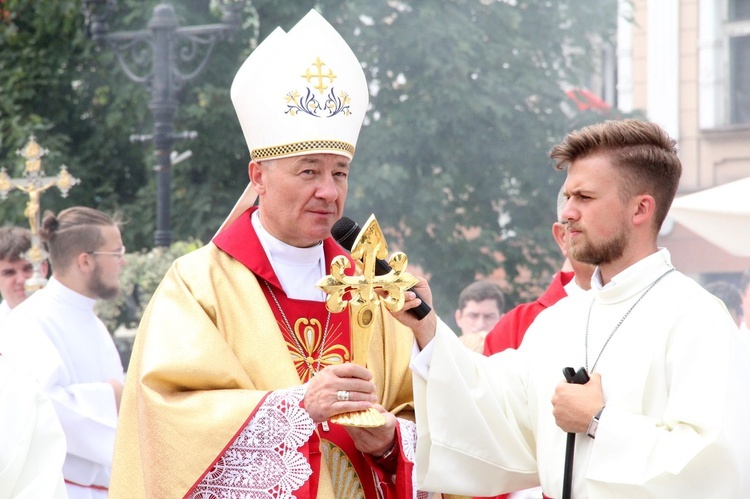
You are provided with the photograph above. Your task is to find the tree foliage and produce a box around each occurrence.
[1,0,619,325]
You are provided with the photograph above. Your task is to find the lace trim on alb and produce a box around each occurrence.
[189,385,315,499]
[397,417,431,499]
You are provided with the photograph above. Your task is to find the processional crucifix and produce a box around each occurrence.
[317,214,419,427]
[0,136,80,294]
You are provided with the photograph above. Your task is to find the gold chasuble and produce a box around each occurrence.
[109,208,417,499]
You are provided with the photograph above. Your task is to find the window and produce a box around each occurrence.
[726,0,750,124]
[729,0,750,20]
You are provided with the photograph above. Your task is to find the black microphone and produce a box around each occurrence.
[332,216,431,320]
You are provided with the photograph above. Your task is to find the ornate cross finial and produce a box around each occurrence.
[318,215,418,327]
[0,136,81,295]
[316,214,418,427]
[0,136,81,233]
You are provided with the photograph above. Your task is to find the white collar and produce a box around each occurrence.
[591,248,671,291]
[252,211,324,266]
[43,277,98,311]
[252,211,326,301]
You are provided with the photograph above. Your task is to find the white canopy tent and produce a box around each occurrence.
[667,176,750,257]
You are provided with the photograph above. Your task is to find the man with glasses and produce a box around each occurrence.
[0,206,126,499]
[0,226,49,327]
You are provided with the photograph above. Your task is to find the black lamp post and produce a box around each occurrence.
[82,0,250,247]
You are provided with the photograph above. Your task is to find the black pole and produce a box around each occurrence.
[82,0,245,248]
[561,367,590,499]
[149,4,178,247]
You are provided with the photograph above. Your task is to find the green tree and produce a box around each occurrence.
[1,0,621,326]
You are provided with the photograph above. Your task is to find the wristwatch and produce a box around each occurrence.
[372,441,398,467]
[587,406,605,439]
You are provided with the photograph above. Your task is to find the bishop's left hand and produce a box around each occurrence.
[345,404,398,456]
[551,372,604,433]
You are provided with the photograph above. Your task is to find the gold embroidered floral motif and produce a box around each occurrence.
[286,317,349,382]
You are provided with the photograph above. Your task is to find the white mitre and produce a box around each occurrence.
[231,9,368,161]
[217,10,368,236]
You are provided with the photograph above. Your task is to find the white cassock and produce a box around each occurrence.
[0,354,67,498]
[1,278,124,499]
[411,249,750,498]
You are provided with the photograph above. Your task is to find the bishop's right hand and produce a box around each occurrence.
[304,363,378,423]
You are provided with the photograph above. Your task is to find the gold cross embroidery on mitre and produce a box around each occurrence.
[302,56,337,94]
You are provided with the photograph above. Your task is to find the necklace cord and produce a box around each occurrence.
[585,268,676,373]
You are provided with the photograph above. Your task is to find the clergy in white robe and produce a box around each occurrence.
[410,250,750,499]
[1,277,124,498]
[0,354,67,499]
[395,119,750,499]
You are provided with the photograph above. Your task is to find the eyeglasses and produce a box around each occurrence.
[87,246,126,257]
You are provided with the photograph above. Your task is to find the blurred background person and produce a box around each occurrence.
[0,207,126,498]
[704,280,743,328]
[455,280,505,352]
[0,226,48,327]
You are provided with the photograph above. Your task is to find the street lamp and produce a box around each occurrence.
[82,0,251,247]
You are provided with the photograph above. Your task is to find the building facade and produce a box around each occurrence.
[618,0,750,277]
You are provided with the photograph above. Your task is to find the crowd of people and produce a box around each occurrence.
[2,8,750,499]
[0,208,125,498]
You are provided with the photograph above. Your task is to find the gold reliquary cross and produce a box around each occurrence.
[316,214,418,427]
